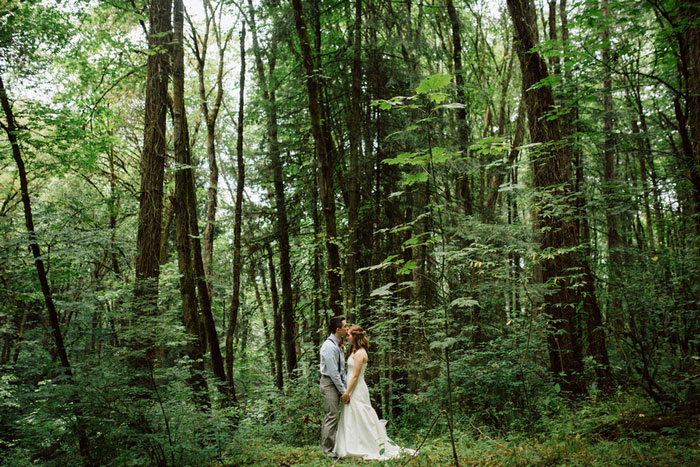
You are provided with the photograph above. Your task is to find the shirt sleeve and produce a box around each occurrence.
[321,342,346,394]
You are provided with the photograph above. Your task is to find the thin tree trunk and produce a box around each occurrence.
[346,0,362,318]
[1,75,93,464]
[486,98,524,213]
[248,0,297,375]
[266,244,284,389]
[225,25,246,404]
[290,0,343,316]
[181,116,226,389]
[172,0,210,410]
[313,168,322,349]
[107,127,122,278]
[250,260,276,378]
[601,0,622,308]
[447,0,473,216]
[188,0,232,298]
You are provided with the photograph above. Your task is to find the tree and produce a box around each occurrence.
[225,24,245,403]
[247,0,296,379]
[132,0,171,367]
[173,0,210,410]
[507,0,587,394]
[290,0,342,319]
[187,0,233,298]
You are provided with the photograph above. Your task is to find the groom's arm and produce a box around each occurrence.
[320,343,346,394]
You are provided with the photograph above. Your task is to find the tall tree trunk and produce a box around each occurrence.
[447,0,473,216]
[486,93,524,214]
[601,0,622,311]
[247,0,297,375]
[225,25,246,404]
[182,3,228,389]
[133,0,171,368]
[507,0,586,394]
[681,1,700,237]
[346,0,362,318]
[266,244,284,389]
[312,167,322,349]
[629,110,655,251]
[1,75,93,464]
[290,0,343,317]
[188,0,232,298]
[172,0,210,410]
[107,129,122,279]
[250,260,276,379]
[681,0,700,348]
[159,198,173,265]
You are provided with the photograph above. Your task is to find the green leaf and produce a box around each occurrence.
[430,337,459,350]
[383,152,415,165]
[401,172,428,186]
[416,73,451,94]
[450,297,480,308]
[397,259,417,275]
[554,383,561,393]
[356,255,398,273]
[430,147,458,163]
[428,92,448,104]
[370,282,395,297]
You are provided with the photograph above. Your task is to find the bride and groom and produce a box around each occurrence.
[319,316,413,460]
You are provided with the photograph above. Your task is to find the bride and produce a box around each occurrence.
[333,325,414,460]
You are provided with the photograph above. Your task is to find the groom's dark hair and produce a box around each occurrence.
[329,316,345,334]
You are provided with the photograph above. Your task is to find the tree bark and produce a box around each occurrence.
[172,0,210,410]
[601,0,622,308]
[447,0,473,216]
[290,0,343,317]
[266,244,284,389]
[133,0,171,367]
[182,115,226,388]
[225,25,246,404]
[188,0,232,298]
[681,1,700,236]
[345,0,362,318]
[507,0,586,394]
[250,260,276,379]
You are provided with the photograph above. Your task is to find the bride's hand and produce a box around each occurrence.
[341,392,350,404]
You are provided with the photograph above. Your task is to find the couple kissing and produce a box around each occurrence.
[319,316,414,461]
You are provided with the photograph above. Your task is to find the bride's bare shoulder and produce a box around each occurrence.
[355,348,368,362]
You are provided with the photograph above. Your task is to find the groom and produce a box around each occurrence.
[319,315,350,458]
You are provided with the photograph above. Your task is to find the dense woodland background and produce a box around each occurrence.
[1,0,700,465]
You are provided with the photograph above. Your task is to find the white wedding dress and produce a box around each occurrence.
[334,354,413,460]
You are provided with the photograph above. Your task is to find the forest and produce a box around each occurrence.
[1,0,700,465]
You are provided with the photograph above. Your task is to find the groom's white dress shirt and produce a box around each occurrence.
[320,334,347,394]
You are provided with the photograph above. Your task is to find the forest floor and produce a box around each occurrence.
[223,430,700,466]
[222,401,700,466]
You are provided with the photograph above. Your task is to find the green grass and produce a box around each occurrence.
[221,432,700,466]
[221,398,700,466]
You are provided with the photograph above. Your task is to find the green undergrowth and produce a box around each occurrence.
[221,397,700,466]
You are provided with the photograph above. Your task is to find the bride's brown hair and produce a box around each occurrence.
[349,325,369,354]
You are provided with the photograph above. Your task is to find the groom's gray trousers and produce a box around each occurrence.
[320,375,341,456]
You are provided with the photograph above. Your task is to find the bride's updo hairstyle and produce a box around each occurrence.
[349,325,369,354]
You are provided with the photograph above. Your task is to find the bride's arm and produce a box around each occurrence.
[342,349,367,398]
